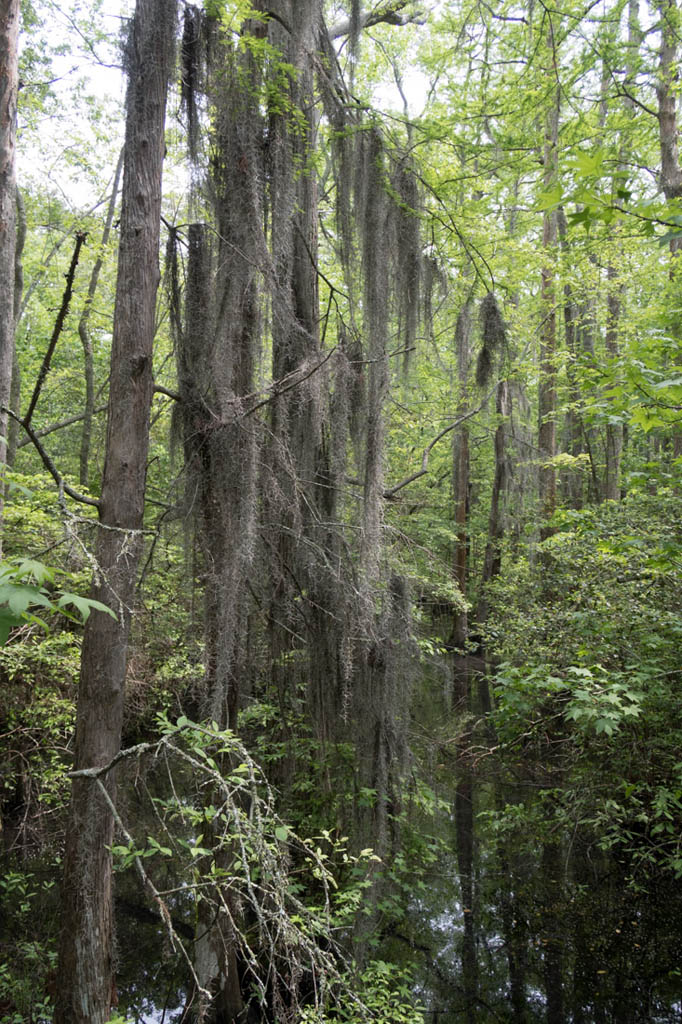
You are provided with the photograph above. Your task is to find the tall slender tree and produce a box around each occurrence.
[656,0,682,460]
[0,0,20,554]
[55,1,175,1019]
[539,67,559,538]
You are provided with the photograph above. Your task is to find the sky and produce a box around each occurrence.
[18,0,130,209]
[17,0,430,210]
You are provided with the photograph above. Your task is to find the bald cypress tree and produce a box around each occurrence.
[163,4,425,1011]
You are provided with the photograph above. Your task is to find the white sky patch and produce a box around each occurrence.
[373,65,432,117]
[18,0,130,210]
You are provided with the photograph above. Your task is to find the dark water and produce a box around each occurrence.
[111,760,682,1023]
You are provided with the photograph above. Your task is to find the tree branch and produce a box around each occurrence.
[24,231,88,429]
[17,404,108,449]
[384,386,497,498]
[330,1,425,39]
[244,347,337,417]
[76,763,211,1006]
[3,406,101,508]
[153,383,182,402]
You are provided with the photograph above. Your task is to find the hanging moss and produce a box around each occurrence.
[359,126,390,572]
[476,291,507,389]
[172,5,419,950]
[422,250,448,344]
[390,155,422,372]
[349,0,362,63]
[180,4,205,163]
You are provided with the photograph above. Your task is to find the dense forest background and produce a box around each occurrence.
[1,0,682,1021]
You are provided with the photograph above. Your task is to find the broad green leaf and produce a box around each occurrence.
[57,592,116,622]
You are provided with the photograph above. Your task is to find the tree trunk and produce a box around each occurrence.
[7,185,24,468]
[657,0,682,207]
[266,0,325,715]
[556,208,585,508]
[79,148,124,489]
[539,81,559,539]
[598,40,629,503]
[478,378,510,614]
[656,0,682,458]
[175,15,265,1015]
[604,266,623,500]
[54,1,174,1020]
[452,294,472,649]
[0,0,19,551]
[453,287,475,1015]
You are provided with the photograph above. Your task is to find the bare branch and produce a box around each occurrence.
[384,385,497,498]
[24,231,88,429]
[17,404,108,449]
[244,347,337,417]
[330,1,425,39]
[153,383,182,402]
[84,770,211,1006]
[3,406,101,509]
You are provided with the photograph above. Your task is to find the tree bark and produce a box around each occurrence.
[175,15,265,1015]
[452,294,472,649]
[79,148,124,489]
[657,0,682,207]
[556,208,585,509]
[604,266,623,500]
[0,0,19,552]
[266,0,328,724]
[7,185,24,468]
[54,1,174,1020]
[656,0,682,460]
[539,70,559,539]
[478,378,510,615]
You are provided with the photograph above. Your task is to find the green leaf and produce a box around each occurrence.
[57,592,117,622]
[16,559,54,584]
[3,583,51,617]
[572,149,605,177]
[0,607,19,645]
[536,185,563,211]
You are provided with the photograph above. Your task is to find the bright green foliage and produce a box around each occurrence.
[486,492,682,882]
[0,558,115,645]
[5,0,682,1019]
[299,961,425,1024]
